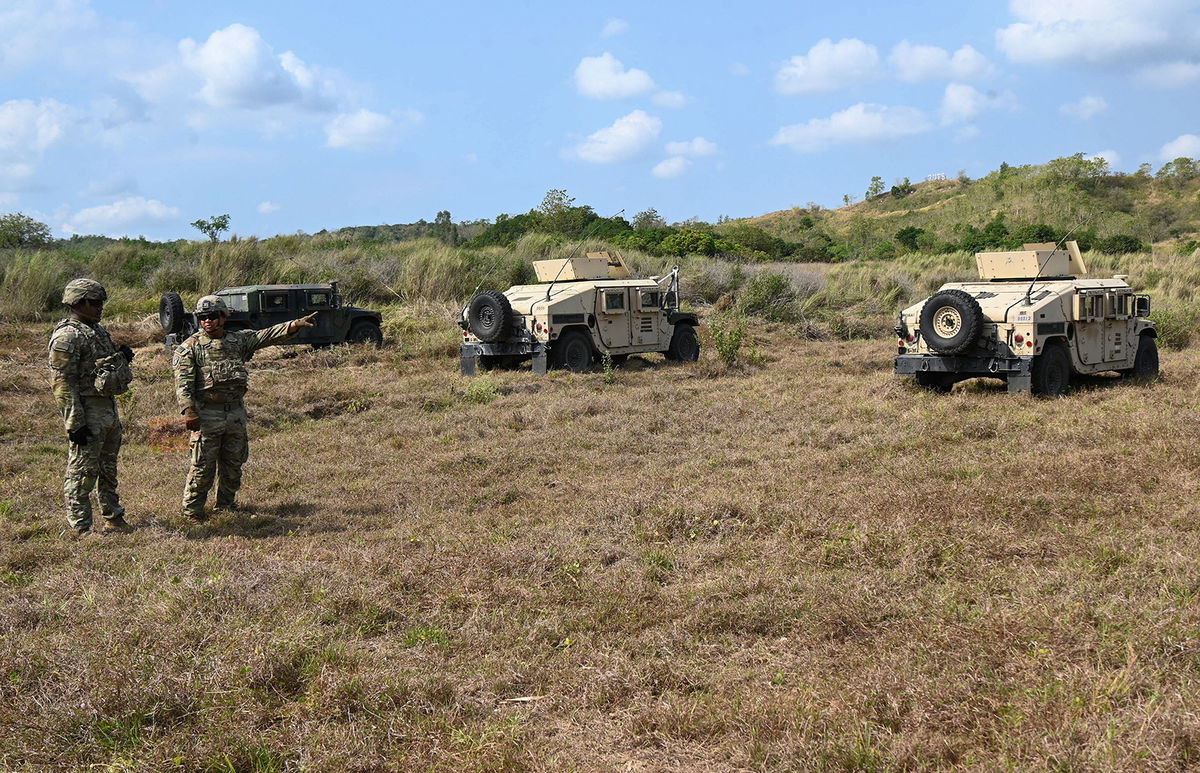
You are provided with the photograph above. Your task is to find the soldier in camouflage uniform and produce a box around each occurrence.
[173,296,317,519]
[48,279,136,535]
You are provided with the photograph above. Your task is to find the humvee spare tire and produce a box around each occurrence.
[919,289,984,355]
[468,291,514,343]
[159,292,186,334]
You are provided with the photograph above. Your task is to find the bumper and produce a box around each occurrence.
[895,354,1034,393]
[461,341,548,375]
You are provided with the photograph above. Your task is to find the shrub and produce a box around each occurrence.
[706,312,750,367]
[1098,234,1146,254]
[660,229,716,257]
[738,271,797,321]
[463,377,500,405]
[1149,303,1200,349]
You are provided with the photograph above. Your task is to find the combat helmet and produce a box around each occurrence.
[61,278,108,306]
[194,295,229,316]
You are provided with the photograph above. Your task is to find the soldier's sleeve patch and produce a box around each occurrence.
[48,345,73,368]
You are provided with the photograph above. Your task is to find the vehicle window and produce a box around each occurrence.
[307,292,330,307]
[263,292,288,311]
[604,291,625,312]
[640,290,660,309]
[221,294,249,312]
[1087,294,1104,319]
[1111,293,1129,317]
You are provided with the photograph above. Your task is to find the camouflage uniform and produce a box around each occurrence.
[48,281,132,532]
[173,315,296,518]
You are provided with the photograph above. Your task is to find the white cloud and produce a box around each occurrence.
[1161,134,1200,160]
[1137,60,1200,88]
[1092,149,1121,168]
[889,42,994,82]
[0,98,75,155]
[652,91,687,109]
[0,0,99,74]
[601,18,628,37]
[0,98,76,190]
[572,110,662,163]
[775,38,879,94]
[179,23,339,110]
[257,201,280,214]
[996,1,1200,65]
[652,157,691,179]
[665,137,717,157]
[940,83,1018,125]
[1059,95,1108,119]
[62,196,179,235]
[771,103,931,152]
[325,109,416,150]
[574,52,656,99]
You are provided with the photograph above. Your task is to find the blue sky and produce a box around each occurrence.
[2,0,1198,240]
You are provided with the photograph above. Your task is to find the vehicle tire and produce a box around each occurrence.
[159,292,185,334]
[468,291,514,343]
[347,321,383,347]
[665,324,700,362]
[918,289,984,355]
[1031,342,1071,396]
[552,330,594,372]
[1130,335,1159,381]
[913,371,954,393]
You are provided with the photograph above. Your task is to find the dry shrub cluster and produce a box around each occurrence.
[3,303,1200,769]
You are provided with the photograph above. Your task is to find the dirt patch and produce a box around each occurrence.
[146,415,189,451]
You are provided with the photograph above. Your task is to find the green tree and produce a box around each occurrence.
[431,210,458,245]
[659,229,716,256]
[538,189,575,215]
[895,226,926,251]
[890,177,915,198]
[632,207,666,230]
[865,176,885,198]
[191,214,230,243]
[0,212,52,248]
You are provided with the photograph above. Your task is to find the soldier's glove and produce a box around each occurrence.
[183,407,201,432]
[67,426,92,445]
[289,312,319,333]
[118,344,135,363]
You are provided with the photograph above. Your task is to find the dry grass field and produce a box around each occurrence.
[3,309,1200,771]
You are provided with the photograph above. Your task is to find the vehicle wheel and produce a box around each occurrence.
[159,292,185,334]
[347,321,383,347]
[468,291,514,343]
[552,331,594,372]
[913,372,954,393]
[1130,335,1159,381]
[1031,342,1071,396]
[665,324,700,362]
[918,289,984,355]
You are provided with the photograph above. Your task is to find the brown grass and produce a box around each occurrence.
[3,309,1200,771]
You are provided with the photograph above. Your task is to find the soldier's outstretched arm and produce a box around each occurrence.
[247,312,319,353]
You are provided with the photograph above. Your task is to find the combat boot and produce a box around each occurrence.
[102,516,133,534]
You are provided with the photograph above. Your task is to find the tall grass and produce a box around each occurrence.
[0,251,79,320]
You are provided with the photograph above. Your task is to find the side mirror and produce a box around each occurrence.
[1135,295,1151,317]
[332,294,342,309]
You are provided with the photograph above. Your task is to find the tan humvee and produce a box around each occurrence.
[458,251,700,374]
[894,241,1158,395]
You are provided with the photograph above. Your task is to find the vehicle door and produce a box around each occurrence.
[631,287,662,349]
[1072,290,1105,367]
[302,288,338,343]
[249,289,292,332]
[1102,290,1132,363]
[595,288,631,348]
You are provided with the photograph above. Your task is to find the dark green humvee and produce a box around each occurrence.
[160,282,383,348]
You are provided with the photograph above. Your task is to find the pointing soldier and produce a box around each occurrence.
[48,279,135,535]
[173,296,317,520]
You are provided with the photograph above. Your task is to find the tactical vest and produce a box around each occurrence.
[181,332,251,400]
[50,319,132,397]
